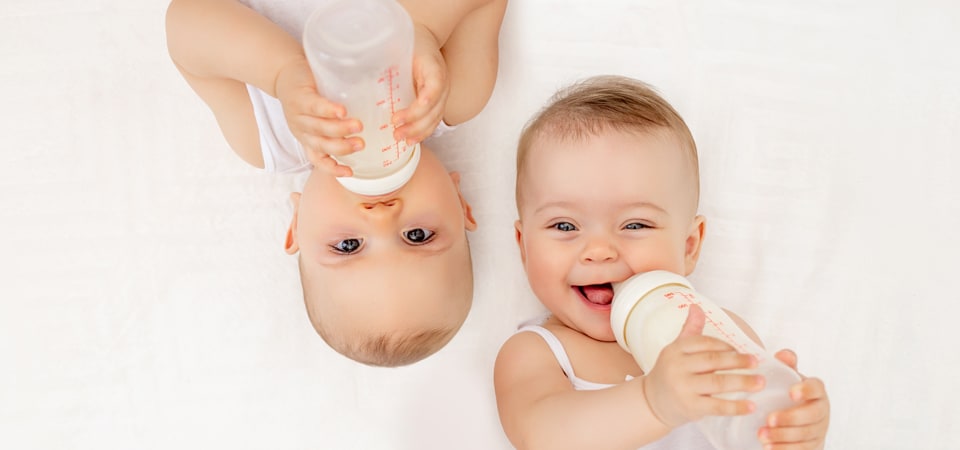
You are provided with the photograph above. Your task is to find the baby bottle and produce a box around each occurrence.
[609,271,801,450]
[302,0,421,196]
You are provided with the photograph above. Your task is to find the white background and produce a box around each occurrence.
[2,0,958,448]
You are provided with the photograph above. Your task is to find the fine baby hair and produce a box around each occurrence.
[515,75,700,213]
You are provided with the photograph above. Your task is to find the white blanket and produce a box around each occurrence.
[1,0,957,448]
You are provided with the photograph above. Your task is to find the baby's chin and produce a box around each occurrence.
[584,328,617,343]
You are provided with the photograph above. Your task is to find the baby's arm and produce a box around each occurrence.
[393,0,507,144]
[494,332,670,450]
[165,0,357,175]
[493,307,760,450]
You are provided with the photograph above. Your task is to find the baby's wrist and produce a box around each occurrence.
[272,55,310,99]
[638,376,673,430]
[413,22,442,51]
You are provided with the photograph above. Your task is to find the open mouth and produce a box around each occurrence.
[575,283,614,307]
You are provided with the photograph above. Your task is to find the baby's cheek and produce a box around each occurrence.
[524,258,555,293]
[523,244,567,292]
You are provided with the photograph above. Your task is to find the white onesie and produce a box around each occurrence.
[516,321,717,450]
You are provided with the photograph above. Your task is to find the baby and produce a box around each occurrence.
[494,76,830,448]
[165,0,507,366]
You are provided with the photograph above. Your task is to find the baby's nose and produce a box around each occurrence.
[362,199,399,209]
[361,199,402,219]
[581,237,618,263]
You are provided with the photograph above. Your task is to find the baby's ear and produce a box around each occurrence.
[450,172,477,231]
[514,220,526,263]
[683,215,706,275]
[285,192,302,255]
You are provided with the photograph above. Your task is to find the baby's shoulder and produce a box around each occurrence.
[494,326,575,391]
[497,327,552,358]
[495,324,564,369]
[496,322,589,367]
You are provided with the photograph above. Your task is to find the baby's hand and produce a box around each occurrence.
[391,24,449,146]
[274,57,362,177]
[642,305,763,428]
[757,349,831,449]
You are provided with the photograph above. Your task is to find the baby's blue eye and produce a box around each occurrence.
[404,228,435,244]
[331,238,362,254]
[552,222,577,232]
[624,223,649,230]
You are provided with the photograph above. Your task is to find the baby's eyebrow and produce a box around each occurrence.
[534,200,668,215]
[533,200,576,215]
[620,201,668,214]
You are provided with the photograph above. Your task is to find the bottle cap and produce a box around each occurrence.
[335,144,421,196]
[610,270,693,353]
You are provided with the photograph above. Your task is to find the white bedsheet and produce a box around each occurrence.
[2,0,958,448]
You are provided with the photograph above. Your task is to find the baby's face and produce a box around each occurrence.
[290,145,476,341]
[515,129,702,341]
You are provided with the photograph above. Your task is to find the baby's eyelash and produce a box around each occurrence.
[403,228,436,245]
[624,222,651,230]
[330,238,363,254]
[549,222,577,232]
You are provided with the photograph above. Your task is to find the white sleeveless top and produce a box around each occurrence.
[516,322,717,450]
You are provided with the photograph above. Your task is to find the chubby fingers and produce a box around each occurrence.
[757,424,825,449]
[392,87,444,144]
[688,357,763,395]
[766,378,828,427]
[774,349,799,372]
[393,71,443,126]
[392,57,447,144]
[676,341,758,374]
[303,94,348,120]
[290,105,365,161]
[682,366,760,418]
[295,117,363,158]
[308,154,353,177]
[394,99,444,144]
[758,412,829,450]
[677,304,706,338]
[789,377,827,404]
[670,340,764,414]
[286,91,363,152]
[759,377,829,448]
[698,395,757,418]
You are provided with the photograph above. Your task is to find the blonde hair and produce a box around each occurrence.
[298,255,470,368]
[516,75,699,211]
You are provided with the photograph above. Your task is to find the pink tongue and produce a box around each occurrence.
[581,285,614,305]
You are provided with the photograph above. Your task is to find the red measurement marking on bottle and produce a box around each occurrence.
[665,290,750,354]
[379,65,401,160]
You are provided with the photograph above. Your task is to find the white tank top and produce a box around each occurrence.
[515,322,717,450]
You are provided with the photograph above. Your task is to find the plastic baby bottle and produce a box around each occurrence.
[302,0,420,196]
[610,270,801,450]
